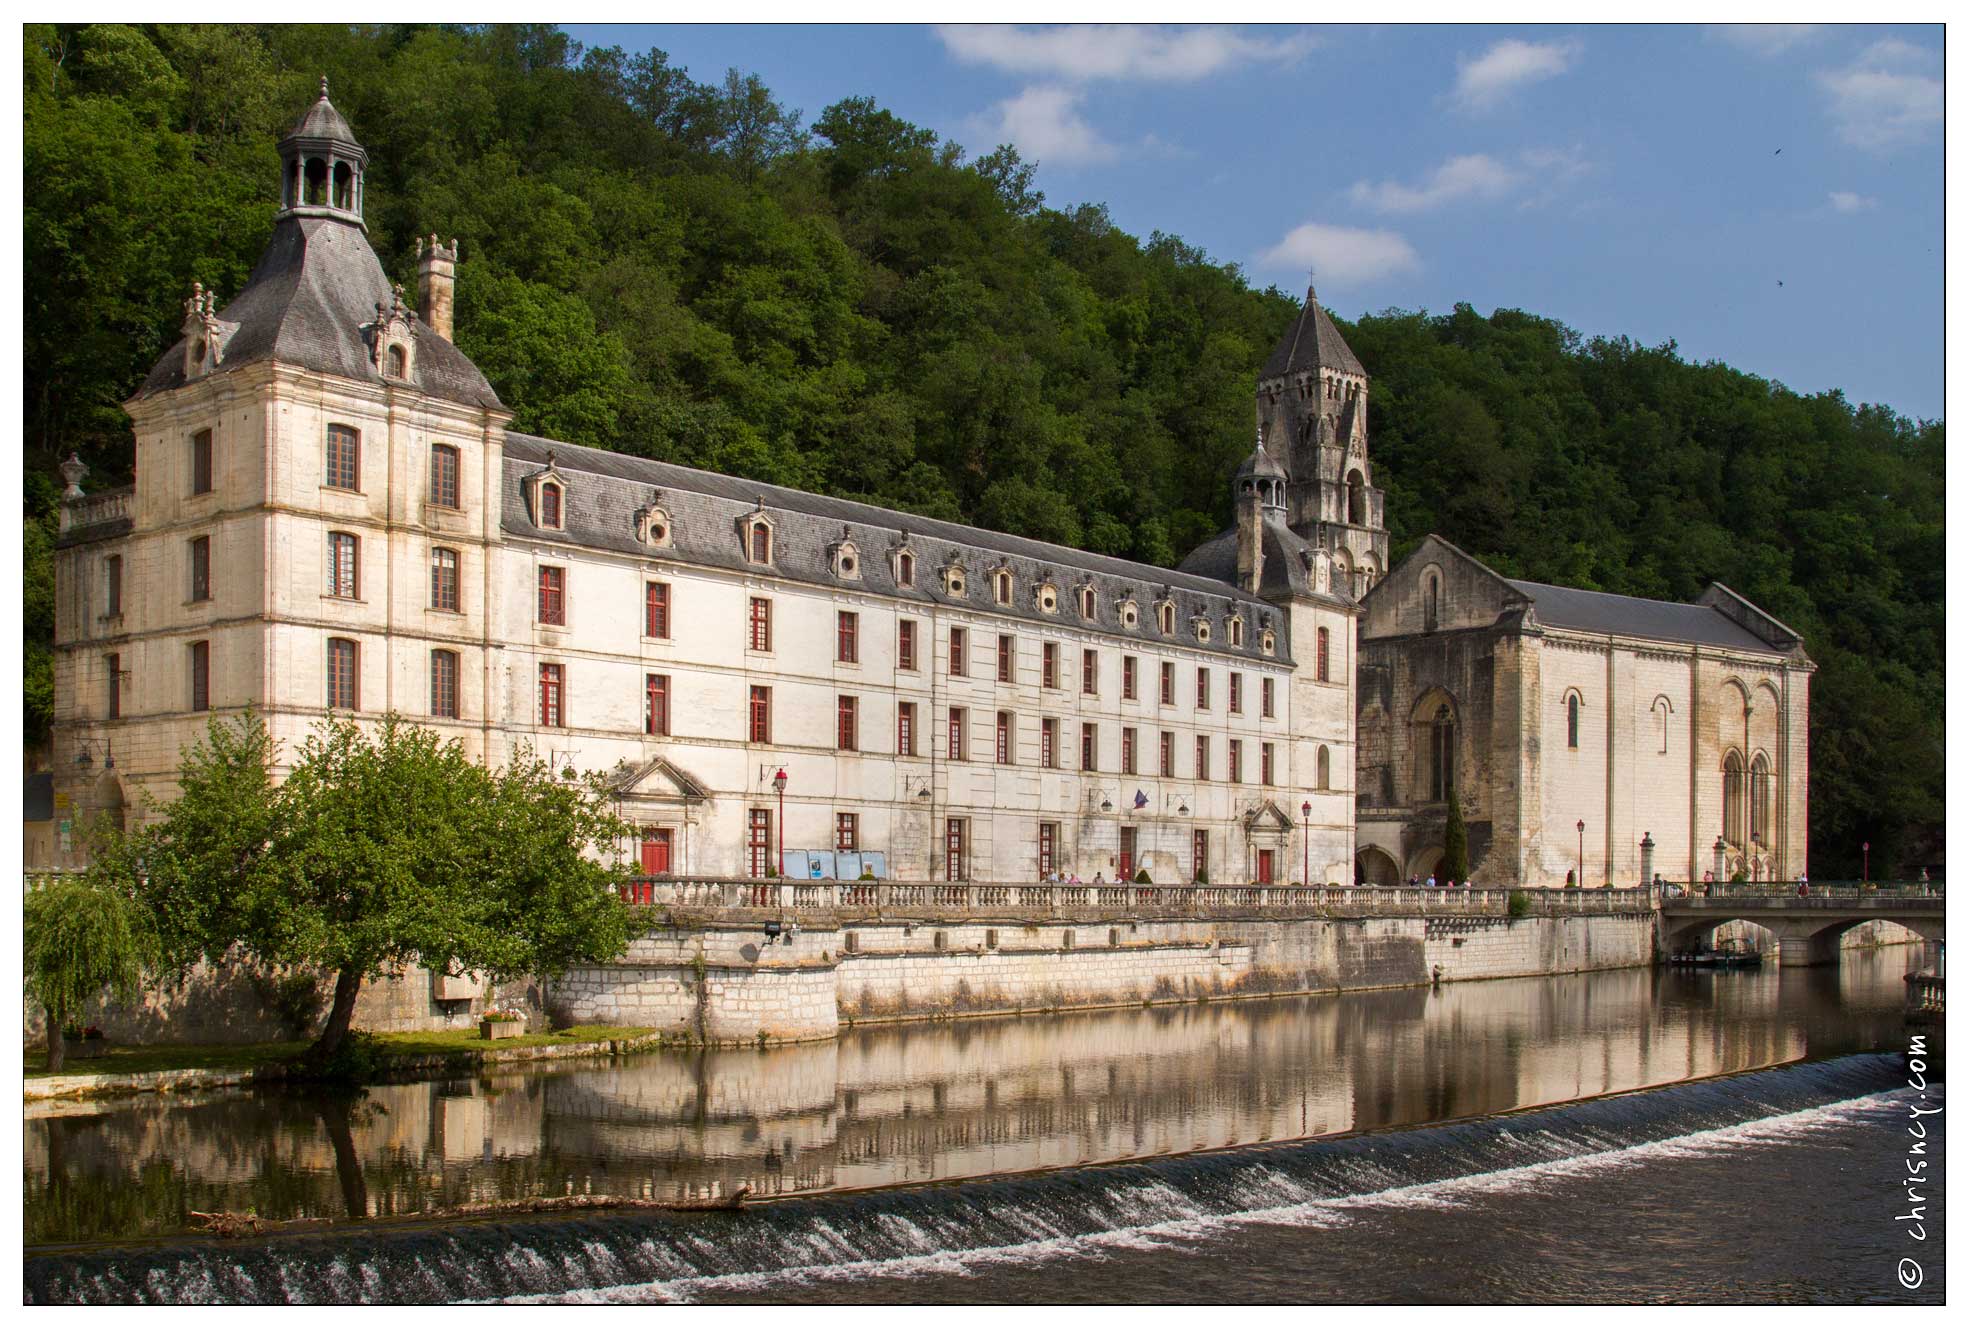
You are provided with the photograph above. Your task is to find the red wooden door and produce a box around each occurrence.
[640,829,672,876]
[1256,849,1274,885]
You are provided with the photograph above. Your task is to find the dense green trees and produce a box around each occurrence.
[23,23,1941,877]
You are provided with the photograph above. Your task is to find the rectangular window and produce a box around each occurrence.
[1192,829,1209,883]
[996,710,1013,763]
[325,424,359,490]
[997,633,1013,683]
[1082,649,1098,695]
[1041,717,1058,769]
[538,663,564,727]
[748,597,772,651]
[1042,642,1058,689]
[1122,655,1137,700]
[1122,726,1138,775]
[836,813,859,853]
[1160,662,1175,706]
[1080,722,1097,771]
[1262,677,1276,719]
[837,694,858,750]
[898,701,917,756]
[749,685,772,743]
[431,547,460,611]
[189,641,210,712]
[1195,735,1210,781]
[1038,822,1058,877]
[537,565,565,625]
[837,611,859,664]
[105,653,121,720]
[105,555,122,617]
[1262,742,1275,785]
[1318,626,1331,683]
[1196,668,1210,711]
[898,619,917,671]
[1159,731,1174,778]
[645,582,670,638]
[431,649,459,719]
[327,637,358,710]
[945,817,968,881]
[191,535,213,602]
[429,444,461,508]
[191,428,213,495]
[948,707,967,760]
[949,627,967,676]
[1230,672,1243,715]
[1229,738,1243,783]
[646,673,670,736]
[748,808,773,878]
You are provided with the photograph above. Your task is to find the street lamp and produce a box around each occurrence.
[73,738,115,770]
[772,767,788,876]
[1862,840,1870,882]
[1301,800,1312,885]
[1576,819,1585,889]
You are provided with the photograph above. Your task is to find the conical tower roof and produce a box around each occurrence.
[282,77,362,152]
[1261,285,1365,380]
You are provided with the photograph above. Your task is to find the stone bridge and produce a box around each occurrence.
[1659,888,1944,966]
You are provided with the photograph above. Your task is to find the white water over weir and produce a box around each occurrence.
[24,1056,1912,1305]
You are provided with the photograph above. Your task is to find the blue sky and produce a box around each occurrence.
[565,23,1944,421]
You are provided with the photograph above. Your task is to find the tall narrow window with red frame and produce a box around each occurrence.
[325,424,359,490]
[538,566,565,625]
[1318,626,1331,682]
[327,637,358,710]
[1038,822,1058,876]
[1160,662,1175,706]
[949,627,967,676]
[996,711,1012,763]
[431,548,460,611]
[189,641,210,712]
[948,707,967,760]
[646,673,670,736]
[429,443,460,508]
[1082,649,1098,695]
[945,817,967,881]
[748,685,772,742]
[1262,676,1276,718]
[898,619,917,670]
[1042,642,1058,688]
[835,813,859,853]
[997,634,1013,682]
[645,582,670,638]
[1122,726,1137,775]
[539,482,562,528]
[1230,672,1243,714]
[538,663,564,726]
[748,597,771,651]
[898,701,916,755]
[748,809,772,877]
[1122,656,1137,700]
[837,611,859,663]
[431,649,459,719]
[191,429,213,495]
[837,695,858,750]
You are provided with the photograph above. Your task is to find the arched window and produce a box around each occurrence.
[304,157,328,205]
[1431,705,1456,801]
[1722,752,1745,845]
[1750,754,1771,846]
[537,481,563,530]
[1081,586,1096,619]
[896,551,914,587]
[1653,696,1672,754]
[386,344,406,378]
[995,570,1012,605]
[1346,470,1365,525]
[1157,602,1175,634]
[748,520,770,563]
[326,638,358,711]
[332,161,353,210]
[1566,693,1581,749]
[1317,745,1331,790]
[1424,574,1439,632]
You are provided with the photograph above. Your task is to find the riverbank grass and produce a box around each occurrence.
[24,1025,655,1079]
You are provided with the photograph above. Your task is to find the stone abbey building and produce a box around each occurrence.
[47,87,1810,887]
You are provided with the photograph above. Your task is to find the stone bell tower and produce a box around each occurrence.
[1254,285,1389,598]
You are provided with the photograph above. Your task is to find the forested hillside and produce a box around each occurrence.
[23,24,1943,877]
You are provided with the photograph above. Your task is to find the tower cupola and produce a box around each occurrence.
[276,77,367,228]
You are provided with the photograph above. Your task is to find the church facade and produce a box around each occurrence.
[48,87,1362,886]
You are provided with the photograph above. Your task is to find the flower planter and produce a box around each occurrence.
[480,1019,524,1041]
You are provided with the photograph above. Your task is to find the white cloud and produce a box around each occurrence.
[1818,39,1942,150]
[1828,190,1878,213]
[1349,148,1590,214]
[965,86,1117,167]
[1710,24,1822,57]
[1451,38,1579,112]
[937,24,1315,83]
[1258,223,1420,285]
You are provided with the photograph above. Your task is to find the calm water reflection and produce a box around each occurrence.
[24,951,1918,1245]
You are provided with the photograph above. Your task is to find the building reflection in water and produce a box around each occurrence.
[23,952,1916,1244]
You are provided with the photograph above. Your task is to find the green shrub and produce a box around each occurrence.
[1133,868,1152,884]
[1507,890,1532,918]
[1193,869,1209,885]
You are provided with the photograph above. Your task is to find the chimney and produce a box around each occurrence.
[1234,484,1265,595]
[417,235,458,341]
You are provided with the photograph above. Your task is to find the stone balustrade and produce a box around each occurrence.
[57,486,133,535]
[621,877,1654,920]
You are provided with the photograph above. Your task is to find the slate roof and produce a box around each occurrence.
[1176,517,1352,607]
[1260,287,1367,380]
[134,216,503,411]
[502,433,1293,663]
[284,87,362,150]
[1234,443,1288,479]
[1505,578,1780,653]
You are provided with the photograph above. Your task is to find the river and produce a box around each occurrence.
[23,948,1943,1303]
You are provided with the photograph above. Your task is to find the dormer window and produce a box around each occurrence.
[1119,600,1139,629]
[524,459,566,531]
[895,549,915,588]
[367,283,416,381]
[1156,601,1176,635]
[636,505,672,548]
[1229,616,1245,648]
[1035,584,1058,614]
[386,344,406,378]
[943,562,967,598]
[540,481,563,529]
[747,520,772,564]
[830,530,861,580]
[1079,585,1097,620]
[1194,617,1211,645]
[994,569,1013,605]
[1261,630,1277,658]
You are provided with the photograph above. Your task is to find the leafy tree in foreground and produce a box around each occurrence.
[122,711,633,1060]
[25,873,157,1073]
